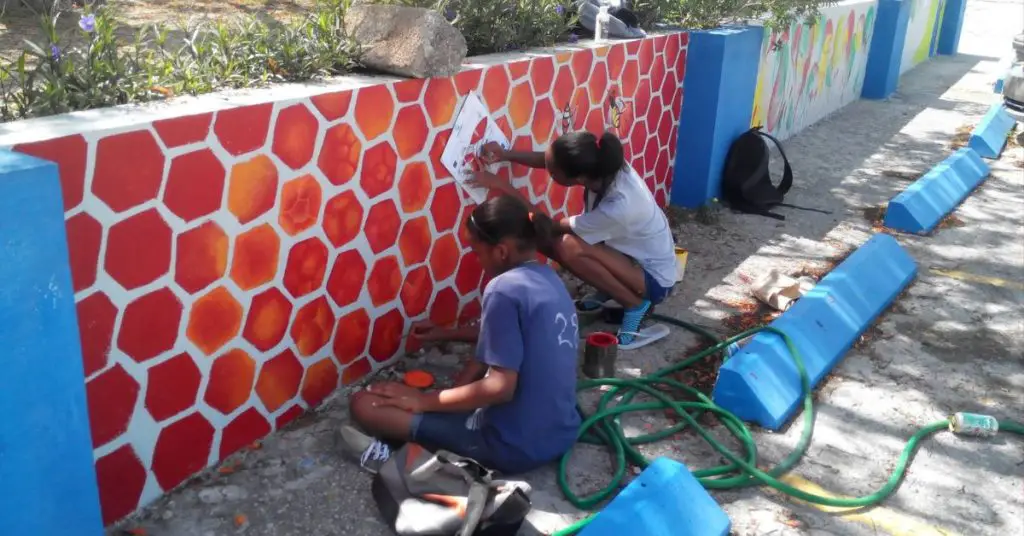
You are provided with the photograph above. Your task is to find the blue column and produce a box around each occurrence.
[861,0,912,100]
[0,151,104,535]
[671,25,763,208]
[937,0,967,55]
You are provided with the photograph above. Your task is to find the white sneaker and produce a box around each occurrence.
[337,425,392,474]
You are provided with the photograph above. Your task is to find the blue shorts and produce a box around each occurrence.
[410,411,508,471]
[643,269,673,305]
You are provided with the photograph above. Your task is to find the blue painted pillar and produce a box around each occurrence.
[861,0,912,100]
[671,25,763,208]
[937,0,967,55]
[0,151,104,535]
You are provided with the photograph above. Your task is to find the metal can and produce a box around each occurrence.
[949,412,1000,437]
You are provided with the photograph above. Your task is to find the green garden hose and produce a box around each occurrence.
[553,314,1024,536]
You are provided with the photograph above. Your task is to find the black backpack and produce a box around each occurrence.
[721,126,827,220]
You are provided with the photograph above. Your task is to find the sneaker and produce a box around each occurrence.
[577,290,613,311]
[337,425,392,474]
[617,299,652,347]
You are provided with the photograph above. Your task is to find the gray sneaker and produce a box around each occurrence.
[337,425,392,474]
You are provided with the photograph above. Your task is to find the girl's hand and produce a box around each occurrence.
[373,390,429,413]
[479,142,506,164]
[368,382,421,399]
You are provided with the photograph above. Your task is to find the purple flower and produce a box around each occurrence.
[555,5,564,15]
[50,44,61,60]
[444,7,457,21]
[79,14,96,33]
[568,33,579,43]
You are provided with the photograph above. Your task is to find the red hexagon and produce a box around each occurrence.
[360,142,398,199]
[230,224,281,290]
[394,78,426,102]
[93,130,165,213]
[228,154,279,225]
[398,217,431,267]
[529,168,549,199]
[369,308,404,362]
[459,298,482,325]
[455,204,476,250]
[424,78,458,127]
[205,348,256,414]
[301,357,339,407]
[279,174,323,236]
[243,287,293,352]
[342,358,373,385]
[153,113,213,148]
[584,108,605,135]
[151,411,215,490]
[430,287,459,327]
[621,59,640,98]
[146,352,202,422]
[163,149,226,222]
[589,62,610,106]
[571,87,591,129]
[400,266,433,317]
[658,109,675,147]
[15,134,88,211]
[646,95,663,134]
[291,296,335,357]
[355,85,395,141]
[187,287,243,355]
[548,182,569,213]
[318,123,362,186]
[429,129,452,179]
[326,249,367,308]
[77,292,117,377]
[311,90,352,121]
[283,237,329,298]
[256,349,304,412]
[638,37,655,69]
[220,408,271,460]
[393,105,430,159]
[508,82,534,130]
[481,66,511,112]
[365,200,401,254]
[322,190,364,248]
[429,183,462,232]
[398,162,432,214]
[105,208,172,290]
[567,186,586,216]
[272,103,319,169]
[508,59,530,80]
[367,256,403,307]
[532,100,556,145]
[551,65,575,109]
[214,103,273,156]
[333,309,370,365]
[428,234,460,281]
[643,135,660,174]
[530,57,556,96]
[629,120,649,159]
[663,34,681,74]
[118,288,182,362]
[175,221,228,294]
[86,364,139,448]
[95,445,147,524]
[454,253,484,295]
[276,405,305,429]
[455,69,482,95]
[607,43,626,80]
[571,49,595,85]
[65,212,101,292]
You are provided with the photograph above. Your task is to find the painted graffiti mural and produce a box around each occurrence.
[751,0,878,140]
[900,0,946,74]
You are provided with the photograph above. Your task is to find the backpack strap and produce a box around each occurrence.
[417,451,497,536]
[752,127,793,195]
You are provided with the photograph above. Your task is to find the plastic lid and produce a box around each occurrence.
[403,370,436,389]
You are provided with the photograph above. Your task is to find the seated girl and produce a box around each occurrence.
[473,131,679,349]
[338,196,581,475]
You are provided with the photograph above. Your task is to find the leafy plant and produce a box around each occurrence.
[665,0,838,30]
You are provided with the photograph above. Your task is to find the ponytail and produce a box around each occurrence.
[467,196,551,252]
[528,210,555,252]
[551,130,625,197]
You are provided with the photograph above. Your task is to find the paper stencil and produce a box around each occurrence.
[442,94,511,204]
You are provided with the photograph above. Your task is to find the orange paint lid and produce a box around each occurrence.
[404,369,435,389]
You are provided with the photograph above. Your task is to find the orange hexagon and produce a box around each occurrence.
[369,308,404,362]
[394,78,426,102]
[400,266,433,317]
[398,217,431,267]
[301,357,339,407]
[365,200,401,254]
[494,115,513,142]
[333,308,370,365]
[205,349,256,414]
[279,174,322,236]
[326,249,367,308]
[228,155,279,225]
[367,256,402,307]
[529,168,549,198]
[621,59,640,98]
[548,182,569,212]
[551,66,575,109]
[429,286,459,327]
[393,105,430,159]
[322,190,364,248]
[311,90,352,121]
[255,349,304,412]
[481,66,511,112]
[607,44,626,80]
[230,224,281,290]
[174,221,228,294]
[359,142,398,199]
[423,78,458,127]
[428,233,460,281]
[571,49,595,85]
[507,83,535,130]
[530,57,555,96]
[272,103,319,170]
[429,129,452,179]
[187,286,243,355]
[532,101,556,145]
[282,237,329,299]
[341,358,372,385]
[567,187,585,216]
[354,85,395,141]
[455,204,476,250]
[243,287,293,352]
[397,162,432,214]
[589,62,610,106]
[507,59,530,80]
[317,123,361,186]
[454,69,482,95]
[290,296,335,357]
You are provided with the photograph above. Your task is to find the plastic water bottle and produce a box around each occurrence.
[595,5,611,43]
[949,412,999,437]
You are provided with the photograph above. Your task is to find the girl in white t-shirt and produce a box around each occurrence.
[474,131,679,348]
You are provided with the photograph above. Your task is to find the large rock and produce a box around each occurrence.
[345,4,467,79]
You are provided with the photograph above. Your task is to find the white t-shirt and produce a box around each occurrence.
[567,166,679,288]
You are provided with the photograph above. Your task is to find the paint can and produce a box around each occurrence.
[583,332,618,379]
[949,412,999,437]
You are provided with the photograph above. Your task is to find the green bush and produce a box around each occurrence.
[0,0,358,122]
[664,0,837,30]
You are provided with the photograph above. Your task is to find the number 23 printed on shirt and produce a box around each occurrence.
[555,312,579,349]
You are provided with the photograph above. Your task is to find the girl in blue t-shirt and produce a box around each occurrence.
[338,196,581,475]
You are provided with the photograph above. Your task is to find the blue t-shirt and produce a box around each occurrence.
[476,262,581,472]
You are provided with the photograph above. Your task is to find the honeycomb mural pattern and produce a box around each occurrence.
[12,32,687,524]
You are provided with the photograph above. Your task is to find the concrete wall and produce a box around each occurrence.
[900,0,946,74]
[0,32,687,524]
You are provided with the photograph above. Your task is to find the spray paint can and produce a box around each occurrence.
[949,412,1000,437]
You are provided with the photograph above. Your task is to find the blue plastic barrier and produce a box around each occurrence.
[579,457,730,536]
[883,148,991,234]
[862,0,911,100]
[936,0,967,55]
[712,234,917,430]
[968,103,1015,159]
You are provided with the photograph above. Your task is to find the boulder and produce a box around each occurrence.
[345,4,467,79]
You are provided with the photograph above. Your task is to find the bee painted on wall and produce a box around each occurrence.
[558,101,576,135]
[606,86,629,134]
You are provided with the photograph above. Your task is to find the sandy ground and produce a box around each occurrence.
[108,1,1024,534]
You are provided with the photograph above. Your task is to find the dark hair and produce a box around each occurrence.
[551,130,625,193]
[466,196,554,252]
